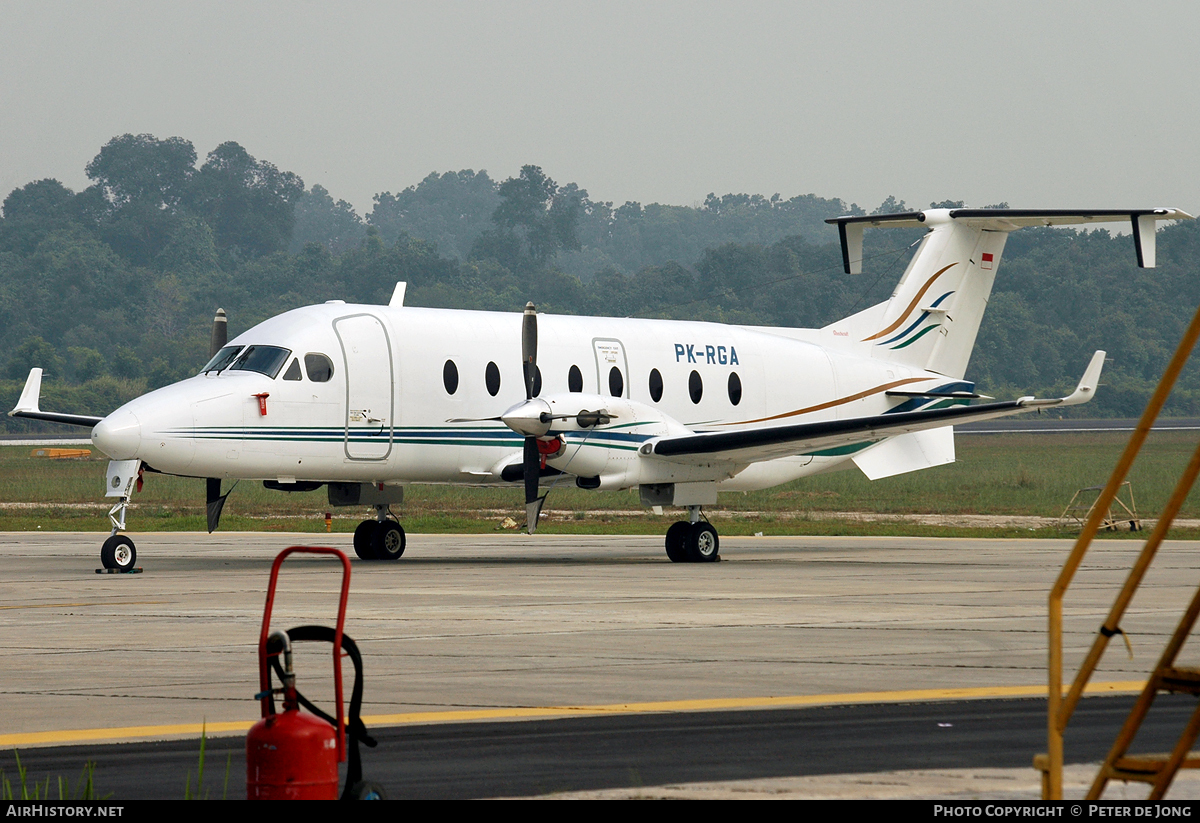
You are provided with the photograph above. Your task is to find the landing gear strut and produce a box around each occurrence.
[100,460,141,572]
[101,495,137,572]
[665,506,719,563]
[352,505,406,561]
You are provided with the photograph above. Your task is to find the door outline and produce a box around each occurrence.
[334,313,395,461]
[592,337,630,399]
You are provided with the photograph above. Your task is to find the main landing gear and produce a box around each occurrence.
[665,507,719,563]
[352,505,406,561]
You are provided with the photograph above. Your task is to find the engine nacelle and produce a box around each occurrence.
[541,394,738,490]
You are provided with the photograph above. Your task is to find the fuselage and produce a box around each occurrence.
[90,301,953,494]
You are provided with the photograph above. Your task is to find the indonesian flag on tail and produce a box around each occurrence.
[981,252,994,270]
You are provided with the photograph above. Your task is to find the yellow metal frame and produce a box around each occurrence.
[1043,302,1200,799]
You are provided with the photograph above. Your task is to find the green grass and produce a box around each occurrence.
[184,723,231,801]
[2,431,1199,537]
[1,751,105,801]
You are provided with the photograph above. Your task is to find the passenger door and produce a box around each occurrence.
[334,314,394,460]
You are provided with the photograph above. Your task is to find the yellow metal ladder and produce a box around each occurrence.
[1041,299,1200,800]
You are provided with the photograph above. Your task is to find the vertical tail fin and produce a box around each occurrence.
[823,208,1191,378]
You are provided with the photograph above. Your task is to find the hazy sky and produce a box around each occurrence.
[3,1,1197,217]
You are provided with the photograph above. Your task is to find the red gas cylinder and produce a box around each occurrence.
[247,706,339,800]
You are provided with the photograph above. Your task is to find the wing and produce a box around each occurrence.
[7,368,104,428]
[639,351,1104,466]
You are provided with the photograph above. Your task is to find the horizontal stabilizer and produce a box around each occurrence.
[826,208,1192,273]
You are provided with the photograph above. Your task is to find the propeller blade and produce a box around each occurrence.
[205,477,232,534]
[519,302,548,533]
[209,308,227,359]
[523,436,540,505]
[526,496,546,535]
[523,435,546,534]
[522,302,537,401]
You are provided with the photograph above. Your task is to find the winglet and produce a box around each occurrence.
[1060,350,1106,406]
[9,368,43,416]
[1017,350,1106,408]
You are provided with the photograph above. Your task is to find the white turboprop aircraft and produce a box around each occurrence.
[10,208,1191,571]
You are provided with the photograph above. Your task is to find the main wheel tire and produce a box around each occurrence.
[353,520,379,560]
[665,521,690,562]
[686,522,719,563]
[100,534,137,571]
[371,521,406,560]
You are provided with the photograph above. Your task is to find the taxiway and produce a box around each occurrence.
[2,532,1197,798]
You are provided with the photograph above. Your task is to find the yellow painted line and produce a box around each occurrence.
[2,721,254,747]
[360,680,1148,726]
[0,681,1147,747]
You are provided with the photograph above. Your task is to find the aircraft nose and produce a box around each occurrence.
[92,411,142,460]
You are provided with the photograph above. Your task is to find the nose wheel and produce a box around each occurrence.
[100,534,137,572]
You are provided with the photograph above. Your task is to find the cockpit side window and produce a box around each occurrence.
[304,354,334,382]
[230,345,292,379]
[202,345,243,374]
[282,358,303,381]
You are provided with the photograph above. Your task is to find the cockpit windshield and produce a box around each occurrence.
[229,345,292,379]
[202,345,243,374]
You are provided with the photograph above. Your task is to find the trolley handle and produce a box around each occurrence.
[257,546,352,763]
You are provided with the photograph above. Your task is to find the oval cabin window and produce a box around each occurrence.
[568,365,583,393]
[727,372,742,405]
[648,368,663,402]
[608,366,624,397]
[443,360,459,395]
[485,361,501,396]
[689,370,703,404]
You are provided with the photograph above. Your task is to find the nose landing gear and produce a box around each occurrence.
[99,460,141,573]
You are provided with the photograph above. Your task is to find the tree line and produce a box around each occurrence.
[3,133,1199,432]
